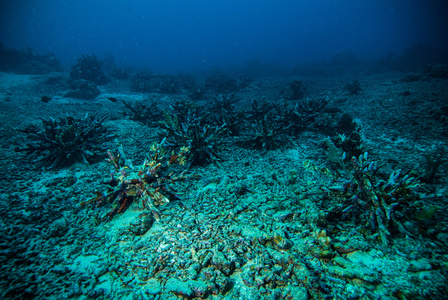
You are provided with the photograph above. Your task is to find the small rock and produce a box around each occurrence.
[426,64,448,78]
[130,219,142,227]
[272,229,293,250]
[64,79,101,100]
[212,251,234,276]
[130,214,154,236]
[142,278,162,295]
[400,72,420,82]
[201,251,213,268]
[214,272,232,295]
[234,181,250,195]
[408,258,432,272]
[52,265,68,275]
[282,285,308,300]
[188,280,209,298]
[273,211,293,222]
[48,218,68,237]
[67,283,82,297]
[185,262,201,280]
[403,221,419,235]
[436,232,448,245]
[197,266,216,282]
[165,278,192,298]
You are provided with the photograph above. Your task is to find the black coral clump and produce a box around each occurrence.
[70,54,107,85]
[121,100,162,126]
[160,110,225,166]
[239,115,284,151]
[16,114,114,168]
[344,80,362,95]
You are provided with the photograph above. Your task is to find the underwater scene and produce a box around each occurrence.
[1,1,448,299]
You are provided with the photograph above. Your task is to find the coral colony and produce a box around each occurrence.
[15,113,114,168]
[79,140,190,225]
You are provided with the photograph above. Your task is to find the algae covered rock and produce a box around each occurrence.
[129,214,155,236]
[165,278,192,298]
[64,79,101,99]
[408,258,432,272]
[48,218,69,237]
[212,250,235,276]
[141,278,162,296]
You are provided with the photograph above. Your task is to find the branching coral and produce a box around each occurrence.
[239,115,284,151]
[329,130,364,163]
[70,54,107,85]
[246,99,275,124]
[344,80,362,95]
[209,94,243,136]
[121,99,162,126]
[323,153,420,246]
[79,140,190,223]
[160,111,225,166]
[289,80,307,100]
[273,98,334,135]
[15,113,114,169]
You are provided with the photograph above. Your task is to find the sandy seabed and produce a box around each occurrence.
[0,70,447,299]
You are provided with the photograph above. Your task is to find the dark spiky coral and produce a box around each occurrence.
[239,115,284,151]
[160,110,225,166]
[246,99,275,123]
[121,99,162,126]
[209,94,243,136]
[170,99,205,124]
[70,54,107,85]
[15,114,114,168]
[273,98,333,135]
[419,153,446,183]
[289,80,307,100]
[344,80,362,95]
[209,93,238,114]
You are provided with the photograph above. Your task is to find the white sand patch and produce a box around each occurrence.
[103,202,142,233]
[70,254,100,273]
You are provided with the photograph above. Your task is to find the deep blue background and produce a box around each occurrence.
[1,0,447,72]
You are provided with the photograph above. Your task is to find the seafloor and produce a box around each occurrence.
[0,70,447,299]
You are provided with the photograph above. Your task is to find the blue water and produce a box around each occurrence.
[1,0,447,73]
